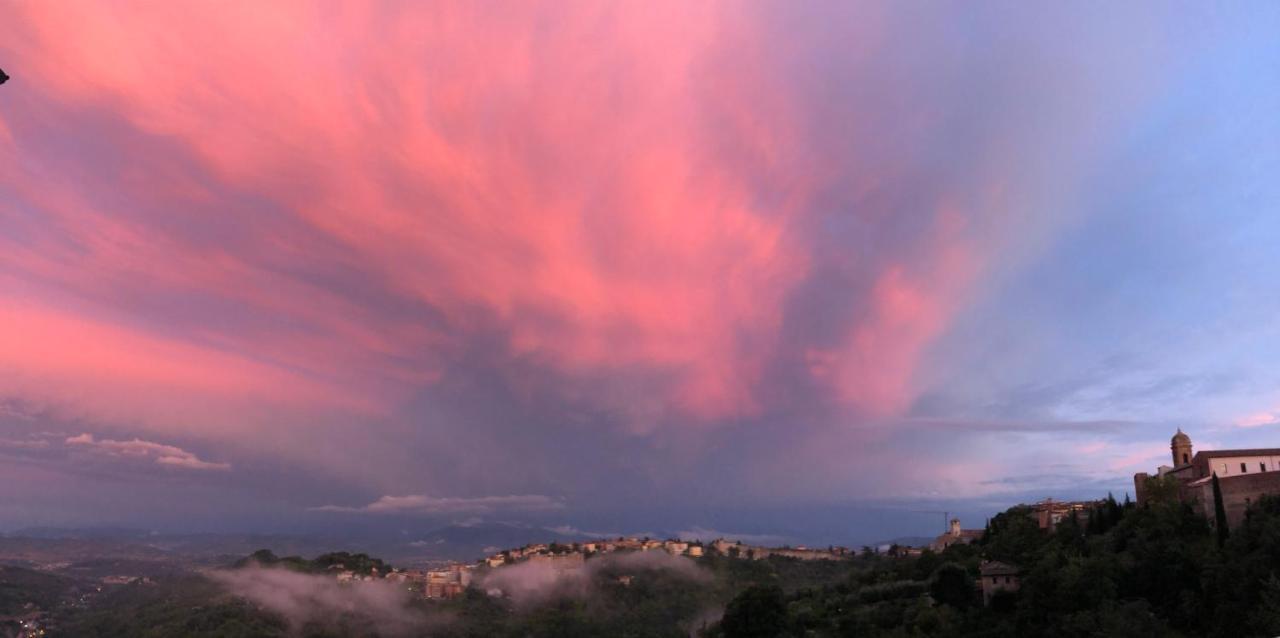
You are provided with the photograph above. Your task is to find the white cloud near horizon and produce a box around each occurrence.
[65,433,230,470]
[310,494,564,515]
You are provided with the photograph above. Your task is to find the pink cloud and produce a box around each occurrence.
[0,299,372,434]
[1236,411,1278,428]
[1077,441,1109,454]
[0,1,989,440]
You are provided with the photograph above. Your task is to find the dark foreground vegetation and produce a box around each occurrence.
[16,493,1280,636]
[709,492,1280,637]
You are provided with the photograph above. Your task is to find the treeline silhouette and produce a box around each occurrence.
[706,493,1280,637]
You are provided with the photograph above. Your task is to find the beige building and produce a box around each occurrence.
[769,547,845,561]
[1134,429,1280,529]
[980,561,1020,606]
[1032,498,1097,530]
[528,552,585,571]
[423,564,472,599]
[931,519,982,552]
[711,539,739,555]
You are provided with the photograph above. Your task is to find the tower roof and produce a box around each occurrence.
[1172,428,1191,446]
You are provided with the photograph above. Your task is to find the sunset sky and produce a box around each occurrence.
[2,2,1279,544]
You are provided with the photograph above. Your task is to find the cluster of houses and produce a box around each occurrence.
[321,523,1038,606]
[482,537,851,569]
[319,429,1280,608]
[331,562,474,600]
[924,497,1104,607]
[327,536,854,600]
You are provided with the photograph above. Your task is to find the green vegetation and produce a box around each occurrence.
[232,549,392,575]
[35,496,1280,637]
[702,494,1280,637]
[0,565,75,615]
[57,575,289,638]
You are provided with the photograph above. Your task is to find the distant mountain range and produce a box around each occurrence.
[393,521,602,563]
[5,527,156,540]
[1,523,886,566]
[0,523,608,571]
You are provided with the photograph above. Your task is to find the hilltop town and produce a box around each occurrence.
[322,536,855,600]
[312,494,1114,609]
[13,428,1280,636]
[345,427,1267,611]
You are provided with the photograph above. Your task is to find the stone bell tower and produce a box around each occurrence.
[1171,428,1193,467]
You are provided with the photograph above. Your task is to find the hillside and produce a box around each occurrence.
[704,494,1280,637]
[22,494,1280,637]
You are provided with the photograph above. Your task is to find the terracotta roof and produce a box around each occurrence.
[1194,449,1280,461]
[1189,471,1280,487]
[980,561,1019,576]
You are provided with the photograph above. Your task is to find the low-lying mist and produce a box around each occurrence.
[210,566,444,636]
[481,550,711,604]
[210,551,718,636]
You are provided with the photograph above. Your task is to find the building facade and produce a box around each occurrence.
[1134,429,1280,529]
[931,518,982,552]
[1032,498,1098,530]
[980,561,1020,606]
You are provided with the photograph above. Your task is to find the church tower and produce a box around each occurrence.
[1171,429,1193,467]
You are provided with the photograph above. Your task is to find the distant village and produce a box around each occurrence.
[322,428,1275,609]
[317,500,1114,607]
[327,536,854,600]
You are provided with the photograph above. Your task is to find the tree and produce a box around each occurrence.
[1213,472,1230,547]
[929,563,973,609]
[913,549,943,581]
[983,506,1046,564]
[1141,474,1182,507]
[1250,573,1280,634]
[720,584,788,638]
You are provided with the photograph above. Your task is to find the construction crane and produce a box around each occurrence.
[899,509,951,533]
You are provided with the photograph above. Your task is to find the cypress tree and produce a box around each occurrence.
[1212,472,1230,547]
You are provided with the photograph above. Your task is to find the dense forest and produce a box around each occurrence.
[35,492,1280,637]
[708,492,1280,637]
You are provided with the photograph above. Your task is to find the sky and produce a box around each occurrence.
[2,2,1280,546]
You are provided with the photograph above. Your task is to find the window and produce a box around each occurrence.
[1183,453,1190,464]
[1221,463,1229,474]
[1242,462,1249,473]
[1005,576,1011,584]
[1263,462,1268,472]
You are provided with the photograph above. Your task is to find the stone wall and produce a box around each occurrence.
[1192,471,1280,530]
